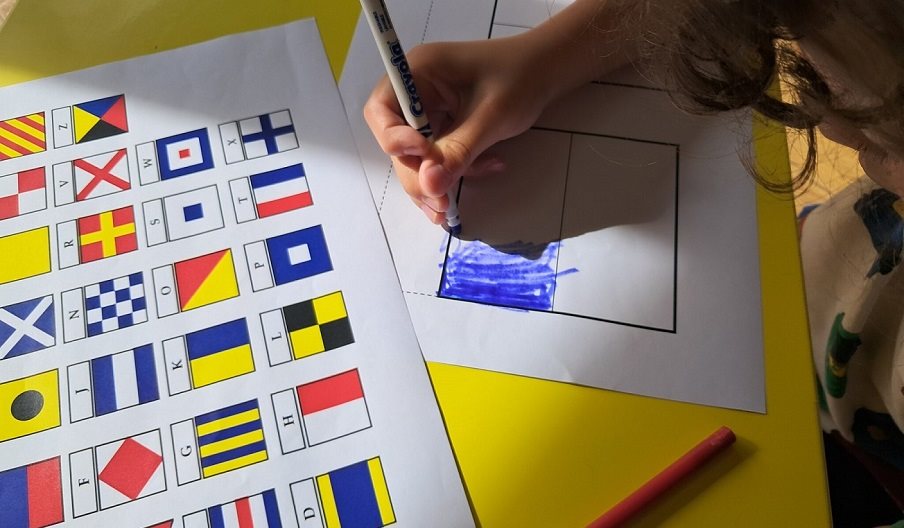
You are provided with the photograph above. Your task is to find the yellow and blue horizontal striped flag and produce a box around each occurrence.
[195,399,267,478]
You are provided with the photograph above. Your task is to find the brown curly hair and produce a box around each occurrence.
[632,0,904,192]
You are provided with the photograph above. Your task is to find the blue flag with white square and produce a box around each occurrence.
[0,294,54,360]
[267,225,333,286]
[156,129,213,180]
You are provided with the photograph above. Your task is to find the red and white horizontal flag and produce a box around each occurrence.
[297,369,370,446]
[250,164,312,218]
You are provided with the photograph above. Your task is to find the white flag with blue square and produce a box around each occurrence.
[0,294,54,360]
[157,129,213,180]
[163,185,224,241]
[266,225,333,286]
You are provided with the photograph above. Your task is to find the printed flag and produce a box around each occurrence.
[96,430,166,509]
[68,345,159,422]
[260,291,354,366]
[165,185,224,241]
[184,489,282,528]
[77,206,138,263]
[185,319,254,389]
[267,226,332,286]
[0,457,63,528]
[298,370,370,446]
[250,164,312,218]
[73,148,131,201]
[83,272,148,337]
[0,295,55,360]
[0,370,60,442]
[0,227,51,285]
[285,291,354,359]
[210,489,282,528]
[317,458,395,528]
[157,129,214,180]
[0,112,45,161]
[143,185,224,246]
[73,94,128,144]
[195,399,268,478]
[91,345,160,417]
[240,111,298,158]
[175,249,239,312]
[0,167,46,220]
[220,110,298,164]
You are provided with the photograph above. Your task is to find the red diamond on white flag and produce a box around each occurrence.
[96,430,165,508]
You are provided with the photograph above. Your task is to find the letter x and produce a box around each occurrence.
[74,149,130,201]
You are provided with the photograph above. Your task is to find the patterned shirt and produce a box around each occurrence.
[800,177,904,472]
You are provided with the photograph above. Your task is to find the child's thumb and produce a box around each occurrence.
[419,118,501,198]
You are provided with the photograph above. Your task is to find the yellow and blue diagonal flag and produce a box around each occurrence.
[194,399,267,478]
[317,457,396,528]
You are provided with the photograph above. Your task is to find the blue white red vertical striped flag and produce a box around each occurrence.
[208,489,282,528]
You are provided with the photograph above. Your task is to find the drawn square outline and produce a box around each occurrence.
[436,126,680,333]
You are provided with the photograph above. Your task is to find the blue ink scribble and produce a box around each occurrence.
[440,239,577,311]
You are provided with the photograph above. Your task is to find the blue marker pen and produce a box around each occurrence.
[359,0,462,235]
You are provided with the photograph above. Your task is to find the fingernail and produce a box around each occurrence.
[402,147,421,156]
[487,160,506,172]
[423,164,453,196]
[422,196,445,211]
[419,203,440,222]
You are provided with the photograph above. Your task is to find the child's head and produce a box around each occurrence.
[637,1,904,194]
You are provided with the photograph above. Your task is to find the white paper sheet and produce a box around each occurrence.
[0,19,473,527]
[340,0,766,412]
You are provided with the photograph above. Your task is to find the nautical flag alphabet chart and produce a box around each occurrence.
[0,19,473,527]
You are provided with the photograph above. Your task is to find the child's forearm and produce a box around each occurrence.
[518,0,641,103]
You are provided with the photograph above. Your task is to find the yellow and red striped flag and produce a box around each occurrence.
[0,112,46,161]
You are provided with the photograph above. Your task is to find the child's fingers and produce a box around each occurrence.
[393,155,448,214]
[363,78,431,157]
[410,197,445,224]
[380,125,431,157]
[419,105,505,198]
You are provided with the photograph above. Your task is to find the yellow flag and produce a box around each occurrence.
[0,226,51,285]
[0,369,60,442]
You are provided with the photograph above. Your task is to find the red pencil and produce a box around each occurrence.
[587,426,737,528]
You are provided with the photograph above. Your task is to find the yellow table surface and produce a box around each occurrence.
[0,1,830,526]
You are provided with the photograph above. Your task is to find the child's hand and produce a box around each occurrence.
[363,36,552,223]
